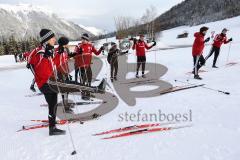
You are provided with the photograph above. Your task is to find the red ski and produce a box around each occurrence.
[18,114,101,132]
[102,125,191,140]
[93,122,175,136]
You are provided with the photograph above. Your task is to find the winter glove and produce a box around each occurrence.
[152,41,157,47]
[204,37,210,43]
[133,38,137,44]
[228,38,233,42]
[100,46,105,51]
[26,63,31,69]
[43,44,54,58]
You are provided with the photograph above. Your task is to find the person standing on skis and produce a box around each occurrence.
[108,42,119,82]
[205,28,233,68]
[74,33,104,100]
[28,29,66,136]
[192,26,210,80]
[26,50,37,92]
[132,34,156,78]
[54,36,74,113]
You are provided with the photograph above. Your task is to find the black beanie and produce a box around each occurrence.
[81,33,90,41]
[58,37,69,46]
[200,26,209,33]
[40,29,55,44]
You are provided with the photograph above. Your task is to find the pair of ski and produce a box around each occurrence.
[186,61,239,75]
[120,78,204,95]
[40,101,107,107]
[93,122,191,140]
[17,114,101,132]
[158,84,205,95]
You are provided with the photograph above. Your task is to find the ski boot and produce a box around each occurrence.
[110,77,114,82]
[49,126,66,136]
[194,75,202,80]
[30,85,36,92]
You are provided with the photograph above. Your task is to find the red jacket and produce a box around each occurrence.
[28,46,55,89]
[132,40,152,56]
[212,33,229,48]
[74,43,101,68]
[54,47,69,74]
[192,32,205,56]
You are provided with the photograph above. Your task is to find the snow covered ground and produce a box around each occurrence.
[0,16,240,160]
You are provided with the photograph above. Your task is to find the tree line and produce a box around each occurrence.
[0,36,39,56]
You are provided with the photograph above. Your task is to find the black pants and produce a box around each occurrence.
[79,67,92,86]
[205,46,220,66]
[193,55,205,75]
[39,84,58,128]
[136,56,146,75]
[75,67,92,86]
[110,57,118,78]
[75,68,79,83]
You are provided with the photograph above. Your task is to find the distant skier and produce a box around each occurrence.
[74,33,104,100]
[132,34,156,78]
[205,28,233,68]
[26,52,37,92]
[192,26,210,80]
[14,53,18,63]
[28,29,66,136]
[107,42,128,82]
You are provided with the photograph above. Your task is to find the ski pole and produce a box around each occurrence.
[226,42,232,63]
[174,80,230,95]
[49,57,77,156]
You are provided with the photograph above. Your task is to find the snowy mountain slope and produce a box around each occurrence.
[79,24,105,36]
[0,16,240,160]
[0,4,93,40]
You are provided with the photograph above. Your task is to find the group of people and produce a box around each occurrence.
[26,28,157,136]
[192,27,233,80]
[26,26,233,135]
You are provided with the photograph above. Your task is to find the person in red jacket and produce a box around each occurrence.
[54,37,75,113]
[28,29,65,136]
[55,37,72,81]
[74,33,104,100]
[192,27,210,80]
[132,34,156,78]
[205,28,233,68]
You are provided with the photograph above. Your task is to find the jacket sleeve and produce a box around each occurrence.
[224,36,230,44]
[92,46,102,55]
[132,43,136,50]
[28,49,37,65]
[144,42,152,50]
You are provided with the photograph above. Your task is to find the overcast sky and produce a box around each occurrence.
[0,0,184,31]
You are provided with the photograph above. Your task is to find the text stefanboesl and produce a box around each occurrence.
[118,109,192,122]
